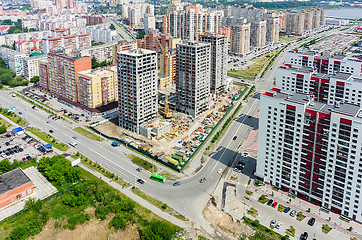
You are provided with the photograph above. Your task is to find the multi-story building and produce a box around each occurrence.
[23,54,47,80]
[165,5,223,41]
[257,88,362,222]
[122,3,154,27]
[266,17,279,43]
[285,50,362,77]
[42,33,91,54]
[0,30,51,47]
[0,47,26,75]
[230,24,250,55]
[175,40,211,117]
[285,9,326,35]
[250,20,266,48]
[15,39,42,54]
[304,10,313,31]
[40,53,91,102]
[77,65,118,108]
[75,40,118,63]
[285,11,304,35]
[84,26,116,43]
[39,59,48,90]
[275,64,362,106]
[117,49,158,134]
[83,16,106,25]
[144,14,156,34]
[200,33,228,96]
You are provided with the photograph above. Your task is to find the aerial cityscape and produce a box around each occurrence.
[0,0,361,239]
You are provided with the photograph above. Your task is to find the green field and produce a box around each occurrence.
[228,51,276,80]
[27,127,69,151]
[0,108,27,126]
[74,127,103,141]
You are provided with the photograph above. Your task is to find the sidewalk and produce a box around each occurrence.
[247,183,362,239]
[79,163,189,229]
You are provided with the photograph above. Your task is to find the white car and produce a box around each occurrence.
[217,168,222,173]
[1,153,7,158]
[275,222,282,229]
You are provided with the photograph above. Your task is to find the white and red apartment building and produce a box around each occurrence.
[275,64,362,106]
[42,33,91,54]
[257,88,362,222]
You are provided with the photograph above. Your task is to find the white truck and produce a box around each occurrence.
[68,139,78,147]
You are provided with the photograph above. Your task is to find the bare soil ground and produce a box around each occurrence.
[203,201,253,240]
[33,209,140,240]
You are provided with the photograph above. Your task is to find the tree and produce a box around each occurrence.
[109,214,127,229]
[30,76,39,83]
[137,30,145,40]
[0,123,6,134]
[141,220,177,240]
[0,73,12,85]
[110,24,116,30]
[0,159,11,173]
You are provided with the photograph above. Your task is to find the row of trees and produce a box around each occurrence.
[91,57,112,69]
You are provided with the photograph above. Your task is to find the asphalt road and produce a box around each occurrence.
[0,27,349,234]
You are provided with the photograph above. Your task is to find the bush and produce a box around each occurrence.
[109,214,128,230]
[66,213,90,229]
[141,220,177,240]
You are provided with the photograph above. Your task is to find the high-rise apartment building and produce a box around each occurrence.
[200,33,228,95]
[77,66,118,108]
[175,40,211,117]
[250,20,266,48]
[230,24,250,55]
[23,54,47,80]
[41,53,91,102]
[304,10,313,31]
[117,49,158,134]
[266,18,279,43]
[42,33,91,54]
[257,88,362,222]
[39,59,48,90]
[285,11,305,35]
[0,47,26,76]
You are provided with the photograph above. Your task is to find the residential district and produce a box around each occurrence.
[0,0,361,239]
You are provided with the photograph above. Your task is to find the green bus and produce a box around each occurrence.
[150,173,166,183]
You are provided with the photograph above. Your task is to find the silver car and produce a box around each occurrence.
[275,222,282,229]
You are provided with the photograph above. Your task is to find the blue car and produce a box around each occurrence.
[173,181,181,186]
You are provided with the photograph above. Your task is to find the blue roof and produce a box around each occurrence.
[43,144,52,149]
[12,127,24,133]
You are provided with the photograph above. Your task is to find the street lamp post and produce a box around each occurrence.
[184,199,187,218]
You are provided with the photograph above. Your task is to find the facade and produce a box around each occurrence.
[75,41,117,63]
[43,53,91,102]
[230,24,250,55]
[23,54,47,80]
[39,59,48,90]
[285,9,326,35]
[0,47,26,76]
[144,14,156,34]
[250,20,266,48]
[266,17,279,43]
[42,33,91,54]
[285,50,362,77]
[15,39,42,54]
[84,26,116,43]
[175,40,211,117]
[77,66,118,108]
[0,168,33,209]
[117,49,158,134]
[83,16,106,25]
[199,33,228,95]
[275,64,362,107]
[257,88,362,222]
[285,11,304,35]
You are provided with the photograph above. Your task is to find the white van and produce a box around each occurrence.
[69,139,78,147]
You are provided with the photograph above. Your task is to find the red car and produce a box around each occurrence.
[272,202,278,208]
[22,157,27,162]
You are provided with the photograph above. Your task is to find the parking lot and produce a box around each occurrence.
[0,131,53,162]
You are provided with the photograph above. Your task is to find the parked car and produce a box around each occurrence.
[26,156,32,160]
[270,219,276,226]
[307,217,315,226]
[272,202,278,208]
[290,210,297,217]
[199,177,206,183]
[217,168,222,173]
[137,179,145,184]
[22,157,27,162]
[233,136,237,140]
[5,142,10,146]
[300,232,308,240]
[173,181,181,186]
[49,130,53,133]
[275,222,282,229]
[267,199,273,206]
[136,168,142,172]
[284,207,291,213]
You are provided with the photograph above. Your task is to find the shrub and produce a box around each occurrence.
[109,214,128,230]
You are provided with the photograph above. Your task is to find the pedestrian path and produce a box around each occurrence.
[79,163,189,229]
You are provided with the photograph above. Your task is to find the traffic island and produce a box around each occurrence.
[296,212,306,221]
[322,224,332,234]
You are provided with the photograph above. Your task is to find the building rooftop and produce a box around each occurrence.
[279,64,314,73]
[178,40,210,47]
[332,72,352,80]
[78,67,114,77]
[0,168,32,195]
[119,48,156,56]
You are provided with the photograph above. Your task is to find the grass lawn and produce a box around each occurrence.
[128,154,157,172]
[245,190,253,196]
[131,187,187,221]
[258,195,269,204]
[296,212,306,221]
[243,216,283,240]
[280,37,295,42]
[285,226,295,237]
[0,108,27,126]
[0,118,11,128]
[247,207,258,217]
[74,127,103,141]
[277,204,287,212]
[0,86,8,90]
[158,171,180,181]
[27,127,69,151]
[228,51,276,80]
[322,224,332,234]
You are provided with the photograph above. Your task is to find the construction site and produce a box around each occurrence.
[94,83,246,170]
